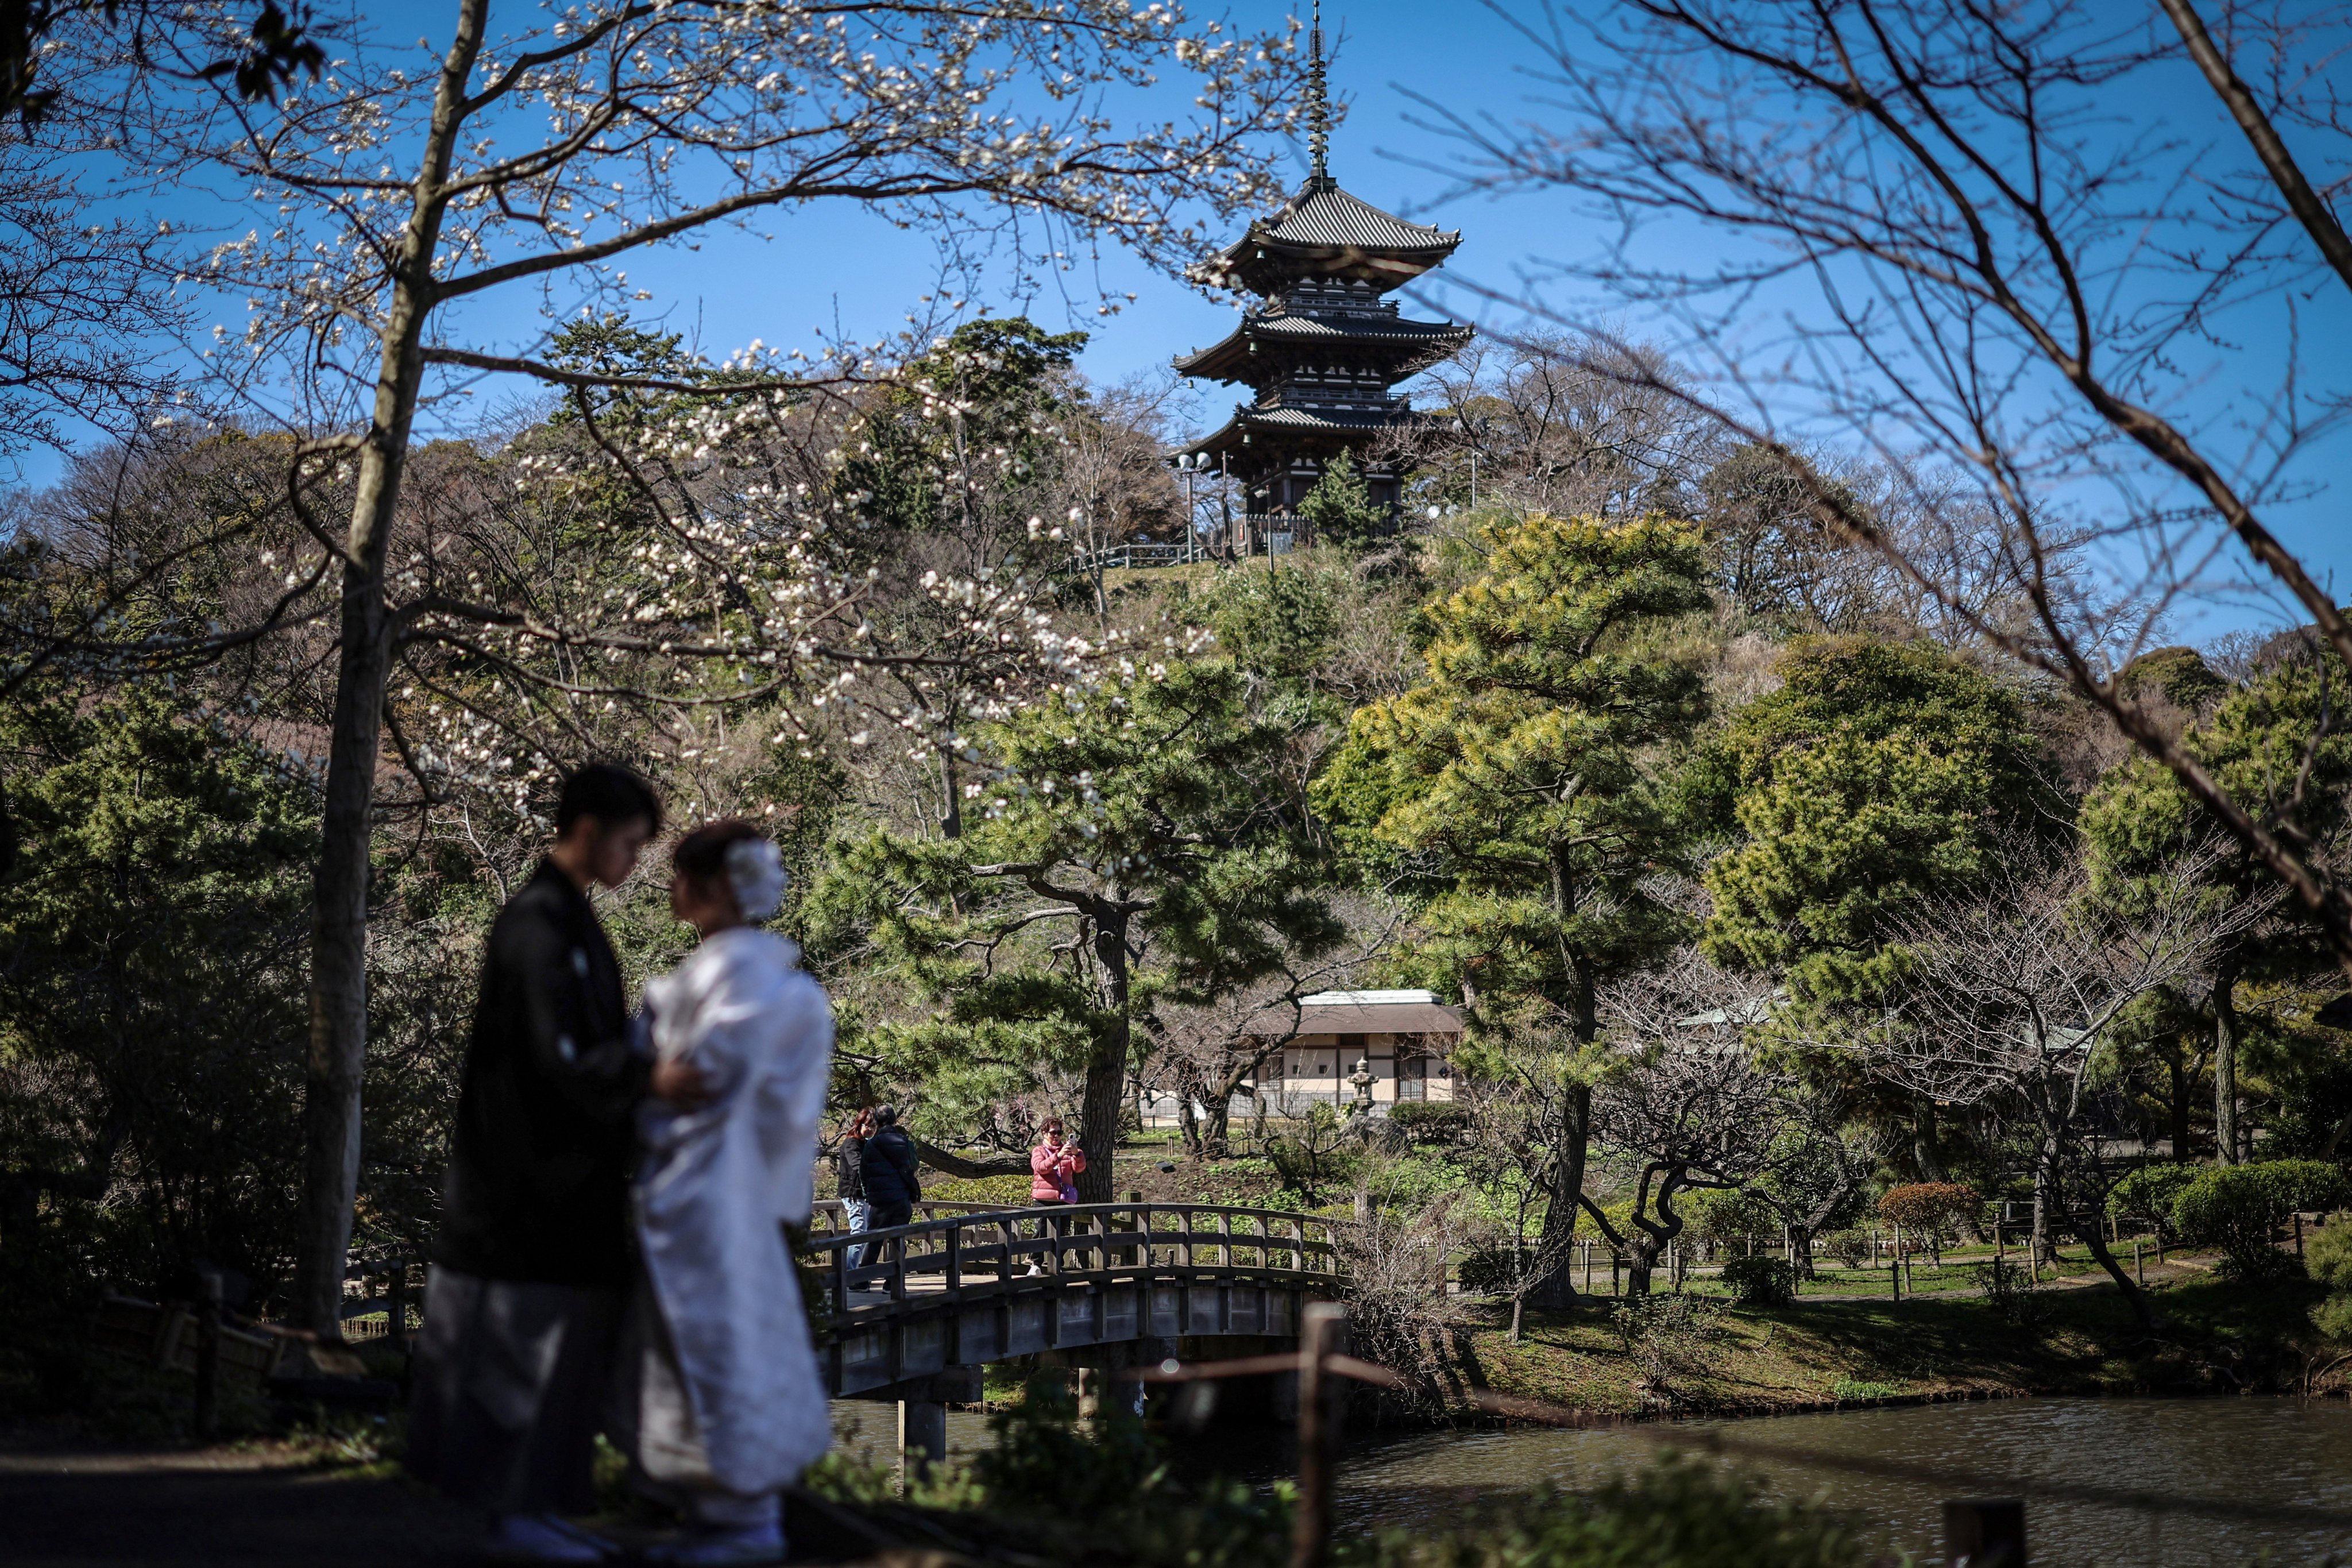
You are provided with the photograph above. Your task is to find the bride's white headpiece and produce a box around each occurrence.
[724,836,787,923]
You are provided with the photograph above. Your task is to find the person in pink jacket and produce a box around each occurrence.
[1025,1119,1084,1277]
[1028,1118,1085,1204]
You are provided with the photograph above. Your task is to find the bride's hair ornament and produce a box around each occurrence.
[724,835,788,923]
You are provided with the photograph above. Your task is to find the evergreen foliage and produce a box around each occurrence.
[1297,449,1388,547]
[2171,1159,2351,1276]
[0,689,317,1296]
[1319,512,1712,1301]
[1696,637,2054,1003]
[806,657,1340,1195]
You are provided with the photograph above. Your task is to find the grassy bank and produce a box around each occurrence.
[1462,1264,2330,1420]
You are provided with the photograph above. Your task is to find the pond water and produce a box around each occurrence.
[1325,1397,2352,1567]
[831,1396,2352,1566]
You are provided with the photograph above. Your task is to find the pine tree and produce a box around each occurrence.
[1296,450,1387,548]
[2083,647,2352,1164]
[1318,512,1711,1304]
[808,656,1341,1197]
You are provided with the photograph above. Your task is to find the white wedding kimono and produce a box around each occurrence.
[628,927,835,1500]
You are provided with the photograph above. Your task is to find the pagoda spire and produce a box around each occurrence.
[1306,1,1330,184]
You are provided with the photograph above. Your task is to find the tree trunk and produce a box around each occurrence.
[1174,1073,1203,1157]
[1624,1237,1660,1296]
[2029,1160,2052,1268]
[1528,871,1597,1309]
[1911,1099,1983,1243]
[289,5,480,1337]
[1075,911,1131,1202]
[1527,1082,1592,1307]
[937,750,963,840]
[2215,955,2242,1165]
[2072,1214,2163,1333]
[2169,1045,2193,1162]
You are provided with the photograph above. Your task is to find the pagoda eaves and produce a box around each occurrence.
[1168,4,1473,535]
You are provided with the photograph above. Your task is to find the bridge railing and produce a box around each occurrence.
[798,1202,1346,1314]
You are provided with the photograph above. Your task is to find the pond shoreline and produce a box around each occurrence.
[1368,1264,2336,1434]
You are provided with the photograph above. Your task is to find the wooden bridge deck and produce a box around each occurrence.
[800,1202,1345,1397]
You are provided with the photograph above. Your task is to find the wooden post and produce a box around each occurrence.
[899,1399,947,1492]
[387,1258,410,1355]
[1510,1296,1524,1344]
[1944,1497,2026,1566]
[192,1266,222,1440]
[2297,1213,2307,1258]
[1610,1250,1620,1297]
[1292,1303,1345,1568]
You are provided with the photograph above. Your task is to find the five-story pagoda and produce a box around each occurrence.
[1171,6,1471,542]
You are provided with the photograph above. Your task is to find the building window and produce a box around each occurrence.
[1396,1054,1427,1102]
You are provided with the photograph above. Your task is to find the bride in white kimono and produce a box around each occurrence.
[619,821,834,1566]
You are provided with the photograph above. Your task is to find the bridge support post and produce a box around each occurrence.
[898,1400,947,1489]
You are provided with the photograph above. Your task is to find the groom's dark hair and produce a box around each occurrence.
[557,762,662,836]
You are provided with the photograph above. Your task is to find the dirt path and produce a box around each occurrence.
[0,1427,482,1566]
[0,1428,964,1567]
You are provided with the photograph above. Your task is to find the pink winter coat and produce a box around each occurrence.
[1029,1140,1085,1203]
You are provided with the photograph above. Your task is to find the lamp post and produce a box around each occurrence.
[1179,452,1200,563]
[1451,416,1489,508]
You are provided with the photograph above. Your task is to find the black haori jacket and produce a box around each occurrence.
[434,860,648,1287]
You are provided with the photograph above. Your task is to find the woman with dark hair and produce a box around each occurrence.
[1024,1118,1083,1277]
[613,820,833,1566]
[834,1107,874,1258]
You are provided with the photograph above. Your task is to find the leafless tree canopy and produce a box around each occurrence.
[1411,0,2352,971]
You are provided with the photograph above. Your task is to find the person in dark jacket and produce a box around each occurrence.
[858,1106,921,1268]
[834,1108,873,1258]
[408,763,684,1565]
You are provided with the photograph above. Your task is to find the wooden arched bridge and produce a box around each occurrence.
[801,1200,1345,1400]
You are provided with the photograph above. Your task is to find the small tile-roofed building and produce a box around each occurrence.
[1237,988,1466,1115]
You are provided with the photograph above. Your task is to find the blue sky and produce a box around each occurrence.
[481,0,2352,647]
[39,2,2352,646]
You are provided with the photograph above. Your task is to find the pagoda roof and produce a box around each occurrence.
[1191,175,1461,293]
[1174,311,1473,384]
[1174,400,1431,463]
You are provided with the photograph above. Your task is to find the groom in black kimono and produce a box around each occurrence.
[408,762,668,1564]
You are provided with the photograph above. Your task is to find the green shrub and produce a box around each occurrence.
[966,1374,1291,1566]
[1387,1101,1471,1146]
[1683,1187,1774,1245]
[1721,1256,1797,1307]
[2171,1160,2352,1277]
[1366,1452,1864,1567]
[1818,1230,1871,1269]
[1456,1244,1530,1297]
[1829,1378,1900,1402]
[1875,1182,1977,1236]
[2307,1212,2352,1293]
[2106,1165,2200,1238]
[1976,1258,2045,1330]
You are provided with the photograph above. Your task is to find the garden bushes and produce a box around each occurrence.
[2306,1215,2352,1340]
[2169,1160,2352,1276]
[1721,1256,1797,1308]
[2106,1164,2199,1239]
[1387,1102,1471,1146]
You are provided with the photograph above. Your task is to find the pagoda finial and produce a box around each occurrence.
[1307,1,1331,184]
